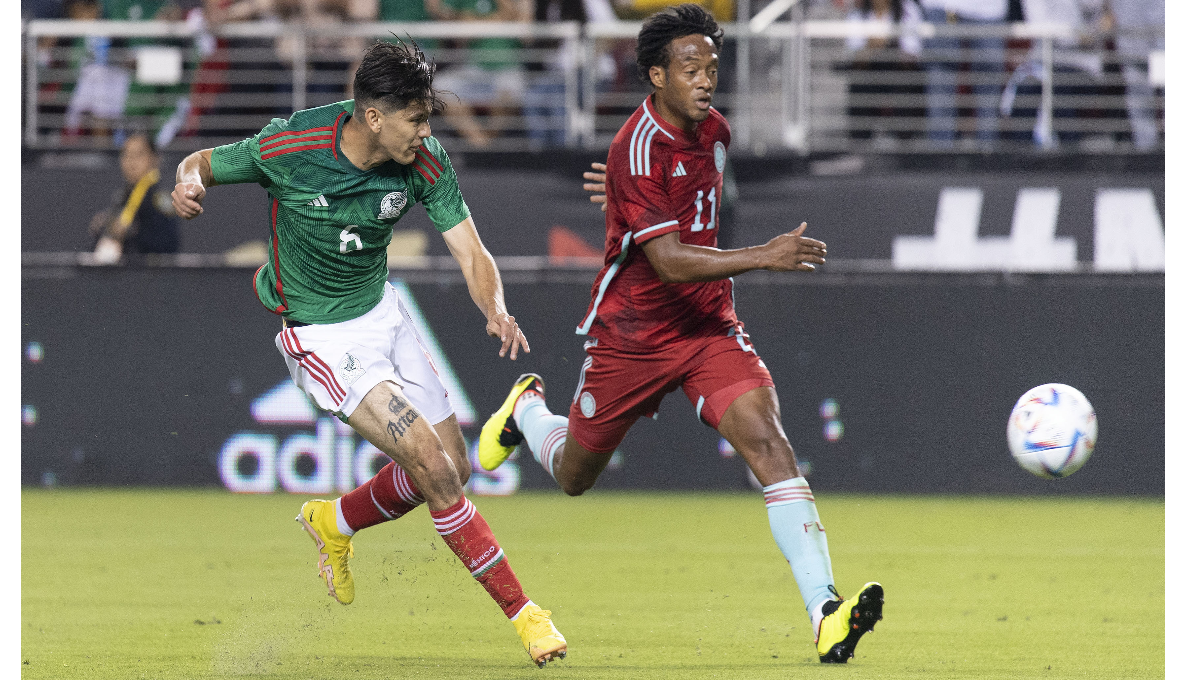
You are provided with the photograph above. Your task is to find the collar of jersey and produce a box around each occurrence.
[332,107,368,175]
[644,94,698,142]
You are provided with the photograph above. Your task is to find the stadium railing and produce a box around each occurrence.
[23,18,1163,154]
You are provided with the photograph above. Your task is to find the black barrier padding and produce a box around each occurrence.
[734,171,1164,254]
[21,268,1163,494]
[22,165,1163,258]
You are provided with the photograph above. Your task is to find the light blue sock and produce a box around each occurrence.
[515,394,568,482]
[763,477,837,628]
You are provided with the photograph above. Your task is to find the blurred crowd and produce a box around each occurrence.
[24,0,1164,151]
[838,0,1164,150]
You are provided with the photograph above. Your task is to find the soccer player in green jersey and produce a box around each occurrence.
[170,40,567,667]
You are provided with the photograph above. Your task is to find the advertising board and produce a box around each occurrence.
[21,268,1163,495]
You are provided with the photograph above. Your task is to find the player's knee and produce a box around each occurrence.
[439,445,471,487]
[407,448,457,484]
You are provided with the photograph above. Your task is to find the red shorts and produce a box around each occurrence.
[567,324,774,454]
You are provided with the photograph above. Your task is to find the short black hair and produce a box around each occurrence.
[353,39,444,118]
[123,130,159,154]
[635,4,724,83]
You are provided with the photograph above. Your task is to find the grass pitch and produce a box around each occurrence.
[22,490,1163,679]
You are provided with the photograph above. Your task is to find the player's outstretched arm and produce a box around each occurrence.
[442,217,531,360]
[172,149,214,219]
[641,222,827,283]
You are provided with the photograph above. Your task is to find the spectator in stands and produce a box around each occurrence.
[377,0,437,53]
[297,0,376,99]
[103,0,183,19]
[1108,0,1163,151]
[25,0,67,111]
[23,0,68,19]
[427,0,531,148]
[90,132,181,263]
[200,0,276,22]
[525,0,618,148]
[198,0,301,125]
[1002,0,1107,149]
[921,0,1008,149]
[101,1,189,146]
[844,0,924,147]
[63,0,133,144]
[613,0,732,22]
[525,0,585,149]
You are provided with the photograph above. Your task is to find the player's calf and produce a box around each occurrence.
[553,437,614,496]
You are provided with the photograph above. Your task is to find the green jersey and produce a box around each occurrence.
[442,0,522,70]
[103,0,168,20]
[210,101,470,324]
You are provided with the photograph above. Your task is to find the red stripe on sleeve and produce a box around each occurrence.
[416,145,444,173]
[260,133,333,152]
[415,155,441,183]
[413,163,435,185]
[259,126,336,145]
[262,143,333,160]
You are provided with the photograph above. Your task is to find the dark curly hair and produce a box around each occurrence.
[353,38,444,118]
[635,4,724,83]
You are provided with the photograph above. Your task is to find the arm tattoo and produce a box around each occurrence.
[387,408,421,442]
[388,395,409,415]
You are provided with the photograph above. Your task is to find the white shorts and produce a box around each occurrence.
[274,282,454,424]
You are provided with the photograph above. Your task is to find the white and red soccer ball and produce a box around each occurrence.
[1006,383,1098,479]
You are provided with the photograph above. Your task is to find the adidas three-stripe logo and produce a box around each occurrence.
[672,161,687,177]
[307,195,329,207]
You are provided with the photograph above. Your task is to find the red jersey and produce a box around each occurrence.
[576,95,737,351]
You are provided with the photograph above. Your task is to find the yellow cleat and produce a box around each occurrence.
[295,499,355,605]
[816,582,884,663]
[478,373,544,471]
[513,603,567,668]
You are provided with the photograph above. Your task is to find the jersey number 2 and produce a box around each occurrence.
[340,226,363,253]
[690,187,717,232]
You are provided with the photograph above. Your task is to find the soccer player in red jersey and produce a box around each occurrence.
[479,4,884,664]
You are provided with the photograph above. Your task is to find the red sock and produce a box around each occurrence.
[430,496,530,619]
[338,462,426,532]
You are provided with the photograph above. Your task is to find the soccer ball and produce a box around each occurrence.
[1006,383,1097,479]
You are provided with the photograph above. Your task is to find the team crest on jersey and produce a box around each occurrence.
[377,190,408,220]
[338,353,367,386]
[713,141,726,174]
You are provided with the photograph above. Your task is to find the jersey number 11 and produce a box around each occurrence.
[691,187,717,232]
